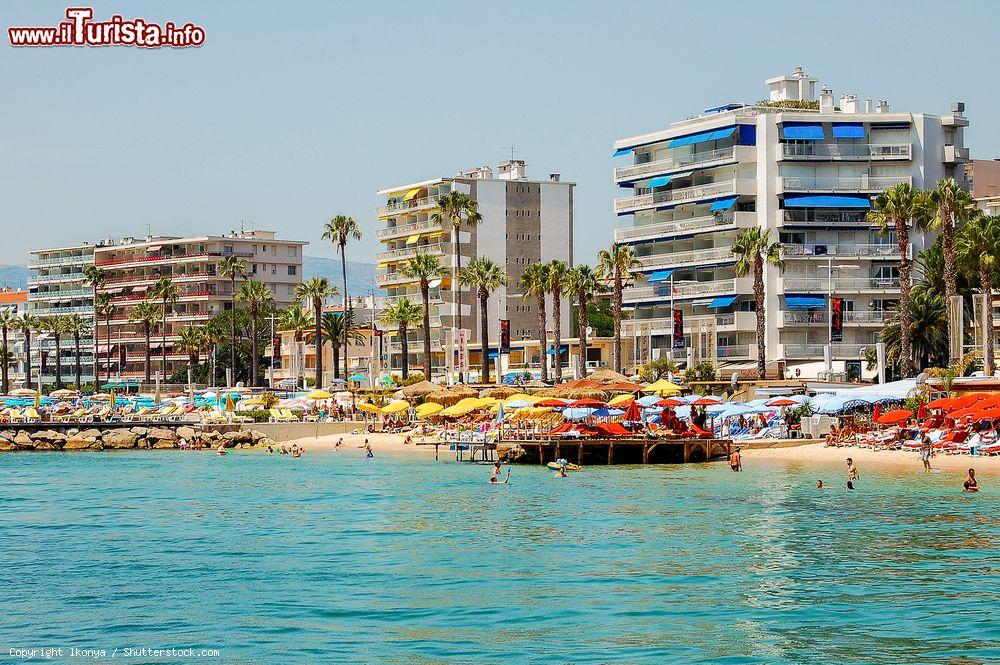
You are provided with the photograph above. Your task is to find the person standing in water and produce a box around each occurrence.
[490,469,511,484]
[846,458,860,482]
[364,439,374,458]
[729,447,742,472]
[920,436,933,472]
[964,468,979,493]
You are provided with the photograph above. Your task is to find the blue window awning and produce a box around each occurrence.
[710,196,738,211]
[782,123,825,140]
[786,296,826,309]
[547,345,569,356]
[647,269,674,283]
[832,123,865,139]
[784,194,871,209]
[708,295,737,308]
[704,103,744,114]
[613,147,633,157]
[647,175,672,188]
[669,125,736,148]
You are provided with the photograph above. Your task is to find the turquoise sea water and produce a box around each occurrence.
[2,451,999,664]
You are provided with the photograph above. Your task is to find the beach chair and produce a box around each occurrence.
[24,408,42,423]
[8,409,25,424]
[123,407,150,422]
[280,409,300,422]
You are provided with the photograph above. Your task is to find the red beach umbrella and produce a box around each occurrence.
[655,398,686,407]
[917,401,927,421]
[952,393,987,410]
[536,398,570,408]
[875,409,913,425]
[767,398,798,408]
[691,396,722,406]
[569,398,608,408]
[622,400,643,422]
[873,404,882,422]
[926,397,952,410]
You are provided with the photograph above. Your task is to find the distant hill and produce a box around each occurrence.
[0,258,376,296]
[0,265,29,290]
[303,256,376,297]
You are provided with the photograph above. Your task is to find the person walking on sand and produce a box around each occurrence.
[729,446,742,472]
[846,457,860,482]
[920,436,933,472]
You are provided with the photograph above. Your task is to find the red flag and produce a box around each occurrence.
[873,404,882,423]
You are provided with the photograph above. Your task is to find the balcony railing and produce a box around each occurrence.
[781,143,911,160]
[95,251,247,268]
[376,193,443,217]
[783,243,909,259]
[783,310,890,326]
[614,146,737,182]
[615,180,736,215]
[30,306,94,316]
[783,276,900,292]
[614,212,736,244]
[27,272,87,285]
[717,345,756,360]
[780,175,911,192]
[377,272,418,286]
[782,209,871,225]
[102,271,216,286]
[27,254,93,268]
[376,291,443,307]
[624,278,737,302]
[784,343,869,359]
[29,288,93,300]
[376,242,446,263]
[376,218,448,240]
[636,245,735,271]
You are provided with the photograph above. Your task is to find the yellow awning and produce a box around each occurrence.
[377,262,388,269]
[402,188,421,201]
[405,234,421,245]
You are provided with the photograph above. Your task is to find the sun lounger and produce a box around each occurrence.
[24,408,41,423]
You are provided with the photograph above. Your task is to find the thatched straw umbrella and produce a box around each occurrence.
[480,385,520,399]
[544,386,610,401]
[587,368,630,383]
[401,380,440,400]
[425,386,477,406]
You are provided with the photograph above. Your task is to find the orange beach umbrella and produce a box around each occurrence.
[875,409,913,425]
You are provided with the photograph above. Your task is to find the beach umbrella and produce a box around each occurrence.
[608,394,635,407]
[691,396,722,406]
[415,402,443,418]
[766,398,798,408]
[951,393,986,410]
[637,395,662,407]
[622,400,642,422]
[873,403,881,422]
[503,393,538,405]
[224,394,236,411]
[603,381,645,393]
[10,387,38,398]
[656,398,686,407]
[50,388,78,399]
[356,402,380,414]
[496,403,505,422]
[504,399,533,408]
[592,407,625,418]
[875,409,913,425]
[917,401,927,421]
[641,378,682,396]
[348,374,367,382]
[569,398,607,408]
[926,397,952,410]
[308,389,334,400]
[535,398,569,408]
[562,407,596,420]
[381,400,411,414]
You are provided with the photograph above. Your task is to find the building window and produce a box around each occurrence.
[288,246,297,258]
[252,264,258,274]
[288,265,297,276]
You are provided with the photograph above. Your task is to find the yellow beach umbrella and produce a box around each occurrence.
[608,394,635,407]
[642,379,681,396]
[243,397,267,406]
[415,402,443,418]
[381,400,411,414]
[308,390,334,400]
[109,389,117,409]
[224,394,236,411]
[356,402,380,414]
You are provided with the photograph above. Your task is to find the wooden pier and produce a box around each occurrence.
[421,437,733,465]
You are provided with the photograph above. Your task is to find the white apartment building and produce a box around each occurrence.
[375,160,574,378]
[612,67,969,380]
[0,288,30,386]
[27,243,97,386]
[92,230,306,381]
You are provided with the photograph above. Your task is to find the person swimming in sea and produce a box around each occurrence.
[490,469,511,484]
[217,443,228,456]
[492,461,502,477]
[964,468,979,493]
[554,466,568,478]
[816,480,825,489]
[844,480,855,490]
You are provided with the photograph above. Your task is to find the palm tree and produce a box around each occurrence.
[149,277,180,379]
[457,257,509,383]
[63,313,88,389]
[867,182,931,377]
[127,300,159,384]
[596,244,640,374]
[518,263,551,383]
[280,305,314,388]
[83,266,107,389]
[382,298,422,379]
[322,214,363,381]
[565,265,605,378]
[401,252,448,378]
[927,178,981,359]
[0,309,16,394]
[236,280,274,387]
[94,292,115,389]
[219,255,248,382]
[431,191,482,378]
[546,260,570,383]
[321,310,365,380]
[956,215,1000,375]
[176,325,209,373]
[294,277,337,387]
[880,288,948,372]
[43,317,66,389]
[733,228,784,380]
[19,314,37,392]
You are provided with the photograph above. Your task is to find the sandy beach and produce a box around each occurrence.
[746,442,1000,475]
[281,431,441,454]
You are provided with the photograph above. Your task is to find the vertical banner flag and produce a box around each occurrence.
[672,309,685,349]
[499,319,511,354]
[831,297,844,342]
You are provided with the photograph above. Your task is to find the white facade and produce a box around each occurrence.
[612,67,969,380]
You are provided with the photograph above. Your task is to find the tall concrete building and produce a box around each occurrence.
[92,230,306,381]
[0,288,30,386]
[964,159,1000,214]
[375,160,574,377]
[27,243,97,386]
[612,66,969,380]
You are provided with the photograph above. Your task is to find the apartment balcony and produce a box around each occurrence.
[779,175,911,193]
[30,305,94,316]
[636,246,735,272]
[714,311,757,331]
[623,278,738,304]
[780,209,871,227]
[375,292,443,308]
[614,180,739,215]
[783,343,869,360]
[29,288,93,301]
[110,290,216,304]
[614,146,748,184]
[625,312,753,336]
[780,143,911,161]
[377,272,419,287]
[376,194,443,218]
[102,271,217,287]
[615,212,752,245]
[387,338,445,353]
[782,276,900,293]
[376,242,446,263]
[717,345,756,360]
[376,218,448,241]
[943,145,970,164]
[95,250,250,269]
[27,255,93,268]
[783,243,910,260]
[781,310,890,327]
[27,272,87,285]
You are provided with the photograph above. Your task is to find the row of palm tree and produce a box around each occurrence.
[0,311,91,392]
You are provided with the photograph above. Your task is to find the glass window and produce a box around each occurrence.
[287,266,297,276]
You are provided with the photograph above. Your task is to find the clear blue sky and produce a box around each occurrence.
[2,0,998,266]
